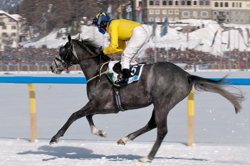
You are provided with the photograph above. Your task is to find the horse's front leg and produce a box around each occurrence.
[86,115,107,137]
[50,101,95,144]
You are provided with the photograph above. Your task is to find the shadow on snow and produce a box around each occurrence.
[17,145,208,162]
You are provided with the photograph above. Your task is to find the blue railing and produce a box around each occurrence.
[0,76,250,85]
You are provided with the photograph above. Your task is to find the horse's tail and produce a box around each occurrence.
[188,75,244,114]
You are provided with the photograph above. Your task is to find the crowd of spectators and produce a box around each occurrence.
[142,47,250,66]
[0,45,57,65]
[0,45,249,67]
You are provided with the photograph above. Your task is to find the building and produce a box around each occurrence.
[0,10,19,46]
[131,0,250,24]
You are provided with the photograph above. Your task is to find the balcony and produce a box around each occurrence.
[217,15,226,23]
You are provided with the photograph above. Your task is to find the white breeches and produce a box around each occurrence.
[121,25,150,69]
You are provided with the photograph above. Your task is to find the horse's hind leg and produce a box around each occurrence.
[86,115,107,137]
[139,109,169,162]
[117,110,156,145]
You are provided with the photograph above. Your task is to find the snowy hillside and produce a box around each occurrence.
[21,19,250,56]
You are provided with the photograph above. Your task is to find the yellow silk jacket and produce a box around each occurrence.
[103,19,141,55]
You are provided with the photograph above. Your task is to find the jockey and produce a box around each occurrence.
[92,12,150,86]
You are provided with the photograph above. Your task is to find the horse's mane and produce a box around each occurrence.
[77,39,112,61]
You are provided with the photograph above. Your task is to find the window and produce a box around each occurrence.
[239,2,242,7]
[232,2,234,7]
[149,10,154,14]
[169,10,173,14]
[205,0,210,6]
[220,2,223,7]
[175,10,179,14]
[225,2,228,7]
[0,18,3,22]
[149,17,154,22]
[11,33,16,36]
[3,25,7,29]
[175,1,179,6]
[155,10,160,14]
[227,12,229,15]
[241,19,244,22]
[155,0,160,5]
[193,11,197,17]
[215,2,218,7]
[162,18,166,22]
[181,0,185,5]
[2,32,7,37]
[163,0,167,5]
[214,12,216,15]
[162,10,167,14]
[201,11,208,17]
[11,26,16,29]
[227,19,229,22]
[156,17,160,22]
[200,0,204,5]
[175,17,179,21]
[169,0,173,5]
[149,0,154,5]
[187,0,191,5]
[183,11,190,17]
[194,1,197,5]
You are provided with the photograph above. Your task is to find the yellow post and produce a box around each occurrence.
[7,65,9,71]
[27,65,30,74]
[17,64,20,74]
[74,65,76,73]
[46,65,49,73]
[28,84,37,143]
[188,87,194,146]
[36,64,39,73]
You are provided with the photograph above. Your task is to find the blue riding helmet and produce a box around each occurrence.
[92,12,110,34]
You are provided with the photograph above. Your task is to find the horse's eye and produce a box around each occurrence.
[59,47,66,54]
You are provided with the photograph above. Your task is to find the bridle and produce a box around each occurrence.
[54,40,111,83]
[53,44,78,70]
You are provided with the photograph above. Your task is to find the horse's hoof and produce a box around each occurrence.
[98,130,107,137]
[117,137,128,145]
[49,136,59,145]
[139,157,151,163]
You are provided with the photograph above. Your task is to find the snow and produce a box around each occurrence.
[20,19,250,56]
[0,71,250,165]
[0,139,249,166]
[2,18,250,164]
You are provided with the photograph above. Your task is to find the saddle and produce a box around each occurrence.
[106,61,145,85]
[106,61,145,111]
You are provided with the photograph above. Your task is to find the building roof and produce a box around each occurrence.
[0,10,19,22]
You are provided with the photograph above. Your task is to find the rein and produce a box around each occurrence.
[87,61,110,83]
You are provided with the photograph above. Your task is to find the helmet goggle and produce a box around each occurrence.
[93,13,109,34]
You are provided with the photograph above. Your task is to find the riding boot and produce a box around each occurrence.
[116,69,129,88]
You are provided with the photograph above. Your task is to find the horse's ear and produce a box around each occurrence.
[75,34,81,41]
[68,34,72,44]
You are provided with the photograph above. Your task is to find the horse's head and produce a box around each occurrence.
[51,34,79,74]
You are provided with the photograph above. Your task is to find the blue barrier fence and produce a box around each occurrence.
[0,76,87,84]
[0,76,250,85]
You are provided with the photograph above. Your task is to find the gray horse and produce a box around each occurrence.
[50,34,244,162]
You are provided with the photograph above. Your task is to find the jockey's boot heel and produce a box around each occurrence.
[116,69,129,88]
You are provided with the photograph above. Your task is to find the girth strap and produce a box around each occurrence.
[113,86,125,111]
